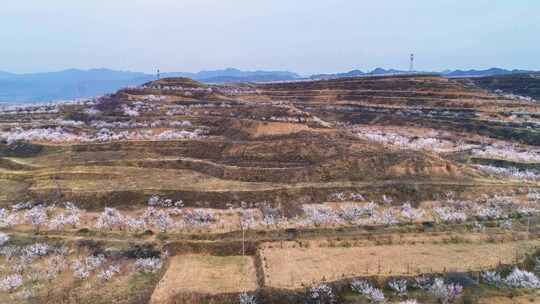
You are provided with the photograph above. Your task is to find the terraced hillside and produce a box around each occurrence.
[467,73,540,101]
[0,75,540,303]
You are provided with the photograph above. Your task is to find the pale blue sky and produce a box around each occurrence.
[1,0,538,75]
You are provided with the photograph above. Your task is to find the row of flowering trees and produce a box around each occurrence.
[52,117,195,130]
[0,202,81,231]
[475,164,540,181]
[298,196,539,228]
[0,201,427,232]
[355,128,459,153]
[133,84,258,96]
[482,267,540,289]
[307,265,540,304]
[351,124,540,166]
[472,144,540,163]
[308,276,463,304]
[89,119,193,129]
[0,104,60,115]
[0,126,207,144]
[2,193,539,234]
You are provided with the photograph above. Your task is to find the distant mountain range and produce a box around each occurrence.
[310,67,537,80]
[162,68,299,83]
[0,68,299,103]
[441,68,534,78]
[310,68,412,79]
[0,67,536,103]
[0,69,151,103]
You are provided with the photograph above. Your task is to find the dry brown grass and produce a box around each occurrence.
[246,122,313,138]
[25,163,522,199]
[28,166,279,192]
[150,254,257,303]
[260,239,540,289]
[0,179,29,205]
[478,296,540,304]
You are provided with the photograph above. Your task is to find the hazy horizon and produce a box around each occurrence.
[0,66,537,78]
[1,0,539,75]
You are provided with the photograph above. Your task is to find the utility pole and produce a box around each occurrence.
[239,217,245,257]
[242,222,245,257]
[527,216,530,236]
[156,69,162,99]
[238,217,246,296]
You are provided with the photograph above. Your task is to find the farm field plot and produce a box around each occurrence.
[260,239,540,289]
[150,254,257,303]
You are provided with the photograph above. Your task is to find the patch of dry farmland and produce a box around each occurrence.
[260,239,540,289]
[150,254,257,304]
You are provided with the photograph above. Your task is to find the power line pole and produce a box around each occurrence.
[527,216,530,236]
[242,222,245,257]
[409,53,414,72]
[239,217,245,257]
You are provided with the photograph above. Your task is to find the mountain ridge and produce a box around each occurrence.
[0,67,537,103]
